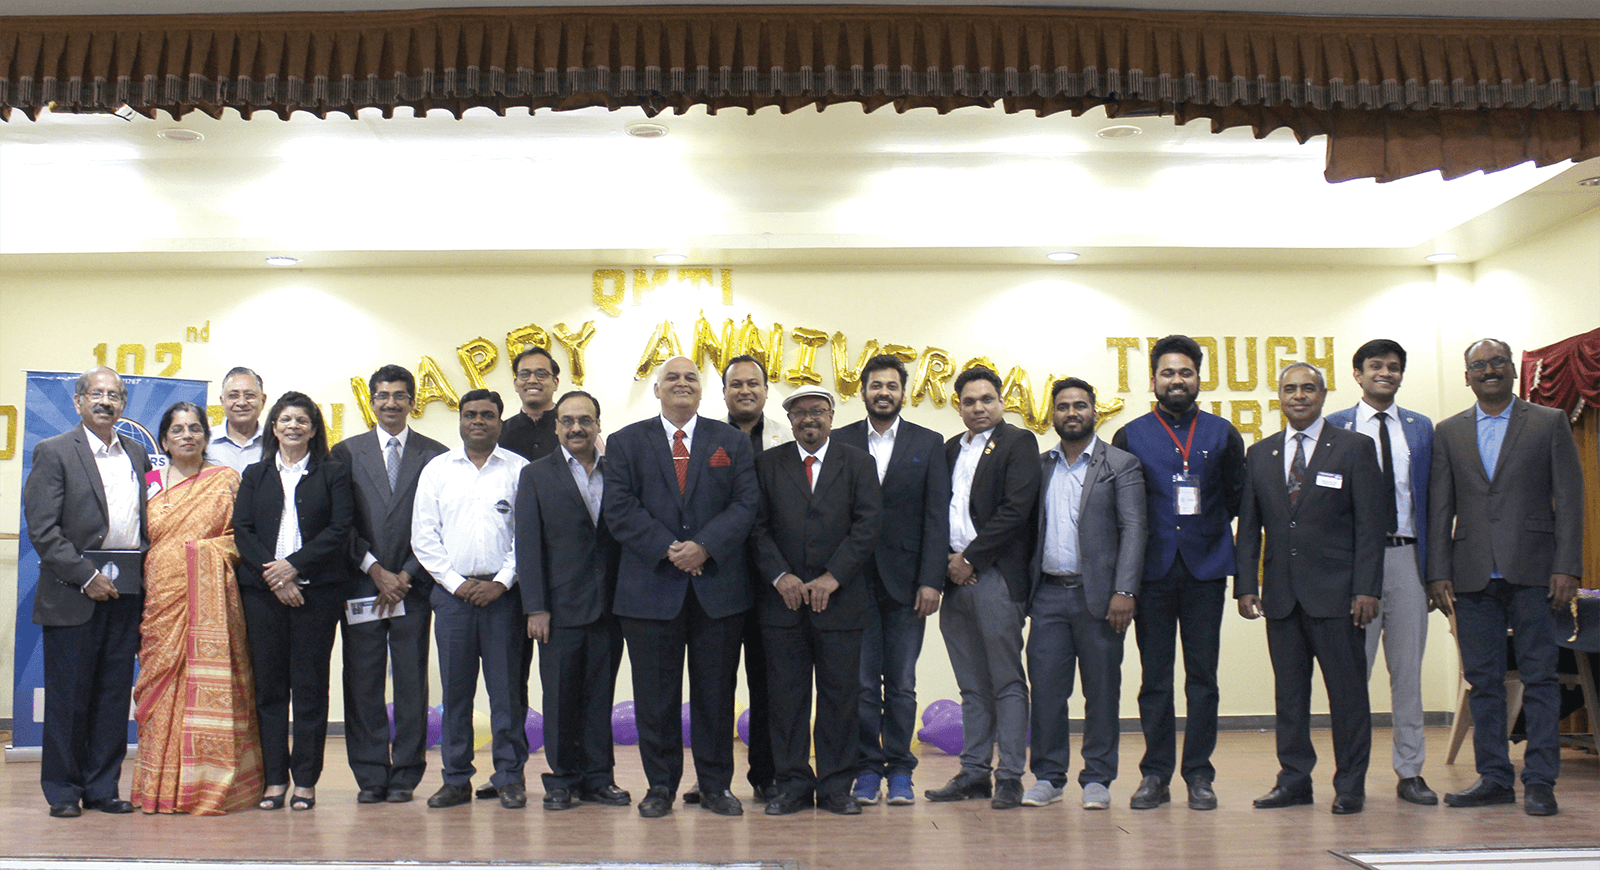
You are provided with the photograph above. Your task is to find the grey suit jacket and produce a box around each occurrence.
[1028,439,1148,618]
[1427,397,1585,593]
[330,427,448,601]
[24,427,151,627]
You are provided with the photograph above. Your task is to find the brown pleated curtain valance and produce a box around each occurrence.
[2,5,1598,182]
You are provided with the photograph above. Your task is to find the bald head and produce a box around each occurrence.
[655,356,703,425]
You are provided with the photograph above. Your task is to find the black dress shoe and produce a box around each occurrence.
[1444,777,1516,807]
[83,797,135,814]
[1253,785,1314,808]
[427,783,473,809]
[925,772,992,802]
[386,789,414,804]
[1397,776,1438,806]
[356,788,387,804]
[1523,783,1558,816]
[752,782,780,804]
[544,788,575,811]
[498,783,527,809]
[1130,775,1171,809]
[1331,793,1364,814]
[817,793,863,815]
[578,783,631,806]
[637,786,673,818]
[681,784,700,805]
[764,791,813,815]
[474,784,498,800]
[1186,779,1217,811]
[991,778,1024,810]
[48,803,82,818]
[699,789,744,816]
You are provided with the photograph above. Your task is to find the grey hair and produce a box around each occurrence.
[74,366,125,398]
[1278,361,1326,390]
[222,366,265,393]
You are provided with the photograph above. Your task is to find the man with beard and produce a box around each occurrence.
[210,366,268,473]
[750,386,881,815]
[1428,339,1583,817]
[833,354,949,806]
[1111,335,1245,811]
[1023,378,1146,811]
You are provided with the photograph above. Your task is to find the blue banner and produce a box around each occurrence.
[12,372,209,752]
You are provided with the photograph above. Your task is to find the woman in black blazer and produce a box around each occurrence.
[234,391,353,811]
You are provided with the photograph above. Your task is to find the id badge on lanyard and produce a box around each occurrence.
[1173,472,1200,516]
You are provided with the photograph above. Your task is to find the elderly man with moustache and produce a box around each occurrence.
[209,366,268,474]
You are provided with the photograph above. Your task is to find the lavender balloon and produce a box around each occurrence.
[681,702,693,747]
[917,699,963,755]
[525,709,545,753]
[737,708,751,746]
[612,701,639,745]
[426,705,444,749]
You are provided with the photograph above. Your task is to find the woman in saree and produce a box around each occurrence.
[130,401,264,815]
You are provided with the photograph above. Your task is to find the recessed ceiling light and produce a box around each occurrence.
[653,252,688,264]
[265,256,300,267]
[1578,176,1600,187]
[627,122,670,139]
[1046,251,1081,262]
[1095,125,1142,140]
[1425,252,1458,262]
[156,128,203,142]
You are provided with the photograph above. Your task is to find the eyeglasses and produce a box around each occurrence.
[514,369,554,383]
[1467,357,1512,373]
[787,407,833,420]
[557,416,597,429]
[371,391,412,403]
[80,390,124,402]
[222,390,261,404]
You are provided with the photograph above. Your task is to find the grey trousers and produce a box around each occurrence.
[939,567,1029,780]
[1364,544,1428,779]
[1026,583,1125,787]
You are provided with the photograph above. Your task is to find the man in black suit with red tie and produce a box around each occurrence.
[517,390,631,812]
[1235,362,1385,815]
[751,385,882,816]
[603,356,760,819]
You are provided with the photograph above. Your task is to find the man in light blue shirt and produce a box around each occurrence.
[209,366,267,473]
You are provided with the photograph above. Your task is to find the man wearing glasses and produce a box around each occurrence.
[1428,339,1584,817]
[210,366,268,473]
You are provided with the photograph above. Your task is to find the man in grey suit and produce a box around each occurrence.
[331,364,448,805]
[23,366,151,817]
[1022,378,1146,811]
[1428,338,1584,817]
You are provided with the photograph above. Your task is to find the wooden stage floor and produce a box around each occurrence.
[2,728,1596,869]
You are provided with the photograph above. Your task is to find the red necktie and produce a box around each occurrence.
[804,454,816,490]
[673,429,689,494]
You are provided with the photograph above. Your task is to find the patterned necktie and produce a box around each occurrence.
[1375,411,1398,533]
[1288,432,1306,504]
[804,454,816,491]
[386,436,402,493]
[672,429,689,494]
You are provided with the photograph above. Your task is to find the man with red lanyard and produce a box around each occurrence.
[1111,335,1246,811]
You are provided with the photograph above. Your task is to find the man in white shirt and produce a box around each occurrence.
[412,389,530,811]
[209,366,268,473]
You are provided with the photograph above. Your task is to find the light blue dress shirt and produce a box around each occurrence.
[1475,402,1511,578]
[1041,438,1094,576]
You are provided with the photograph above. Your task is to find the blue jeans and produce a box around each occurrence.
[857,584,927,778]
[1455,578,1561,788]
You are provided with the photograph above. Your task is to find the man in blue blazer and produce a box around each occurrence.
[603,356,760,819]
[517,390,629,812]
[1325,339,1436,806]
[833,354,950,806]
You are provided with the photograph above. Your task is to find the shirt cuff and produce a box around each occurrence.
[772,573,788,586]
[437,571,468,595]
[493,568,517,590]
[360,552,379,573]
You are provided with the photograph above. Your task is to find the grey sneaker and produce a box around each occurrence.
[1082,782,1111,810]
[1021,780,1064,807]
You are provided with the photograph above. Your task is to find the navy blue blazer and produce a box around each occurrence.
[603,415,759,621]
[832,418,950,605]
[516,451,620,628]
[1325,403,1432,577]
[234,452,355,594]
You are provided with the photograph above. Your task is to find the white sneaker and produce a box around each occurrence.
[1082,782,1111,810]
[1021,781,1064,807]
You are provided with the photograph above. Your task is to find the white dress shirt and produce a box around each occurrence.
[85,425,140,550]
[659,414,698,453]
[797,439,829,492]
[1354,401,1415,537]
[865,417,899,483]
[273,452,309,574]
[411,446,528,594]
[359,426,411,573]
[1282,416,1325,482]
[948,426,993,553]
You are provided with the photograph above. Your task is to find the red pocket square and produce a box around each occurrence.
[708,446,732,467]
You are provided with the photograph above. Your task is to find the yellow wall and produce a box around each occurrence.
[2,227,1596,733]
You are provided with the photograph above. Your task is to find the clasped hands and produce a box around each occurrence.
[263,559,304,606]
[666,540,708,575]
[774,572,840,612]
[370,565,412,617]
[454,577,506,607]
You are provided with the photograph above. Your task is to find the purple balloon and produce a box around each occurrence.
[917,699,963,755]
[681,702,693,747]
[387,702,397,741]
[525,709,545,753]
[737,708,751,746]
[426,705,444,749]
[612,701,639,745]
[922,699,958,724]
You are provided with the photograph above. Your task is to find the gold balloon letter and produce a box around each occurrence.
[413,356,461,416]
[1224,337,1258,392]
[785,327,829,387]
[1001,366,1045,433]
[692,311,733,375]
[456,336,499,391]
[635,320,683,381]
[349,377,377,430]
[506,323,550,362]
[737,318,785,379]
[593,269,626,317]
[551,321,597,386]
[910,347,956,408]
[830,333,883,402]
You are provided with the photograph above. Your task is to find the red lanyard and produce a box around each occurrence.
[1156,411,1197,475]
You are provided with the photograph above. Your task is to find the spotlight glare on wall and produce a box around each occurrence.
[265,256,300,267]
[1046,251,1081,262]
[1424,252,1459,263]
[654,252,689,264]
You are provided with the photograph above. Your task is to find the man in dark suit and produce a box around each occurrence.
[517,390,631,812]
[926,366,1041,810]
[751,385,882,816]
[331,364,447,805]
[24,366,150,817]
[1236,361,1385,815]
[1428,338,1584,817]
[1023,378,1146,811]
[833,354,949,807]
[603,355,760,818]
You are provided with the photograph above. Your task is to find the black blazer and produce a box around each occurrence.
[234,452,355,594]
[516,452,621,628]
[833,419,950,605]
[944,421,1041,601]
[1234,423,1386,620]
[330,428,448,602]
[751,441,882,630]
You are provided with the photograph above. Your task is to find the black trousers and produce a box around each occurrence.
[762,616,862,801]
[40,594,141,807]
[1265,602,1372,797]
[740,605,775,789]
[341,592,432,792]
[620,587,743,794]
[540,615,624,792]
[1134,554,1225,786]
[241,584,343,788]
